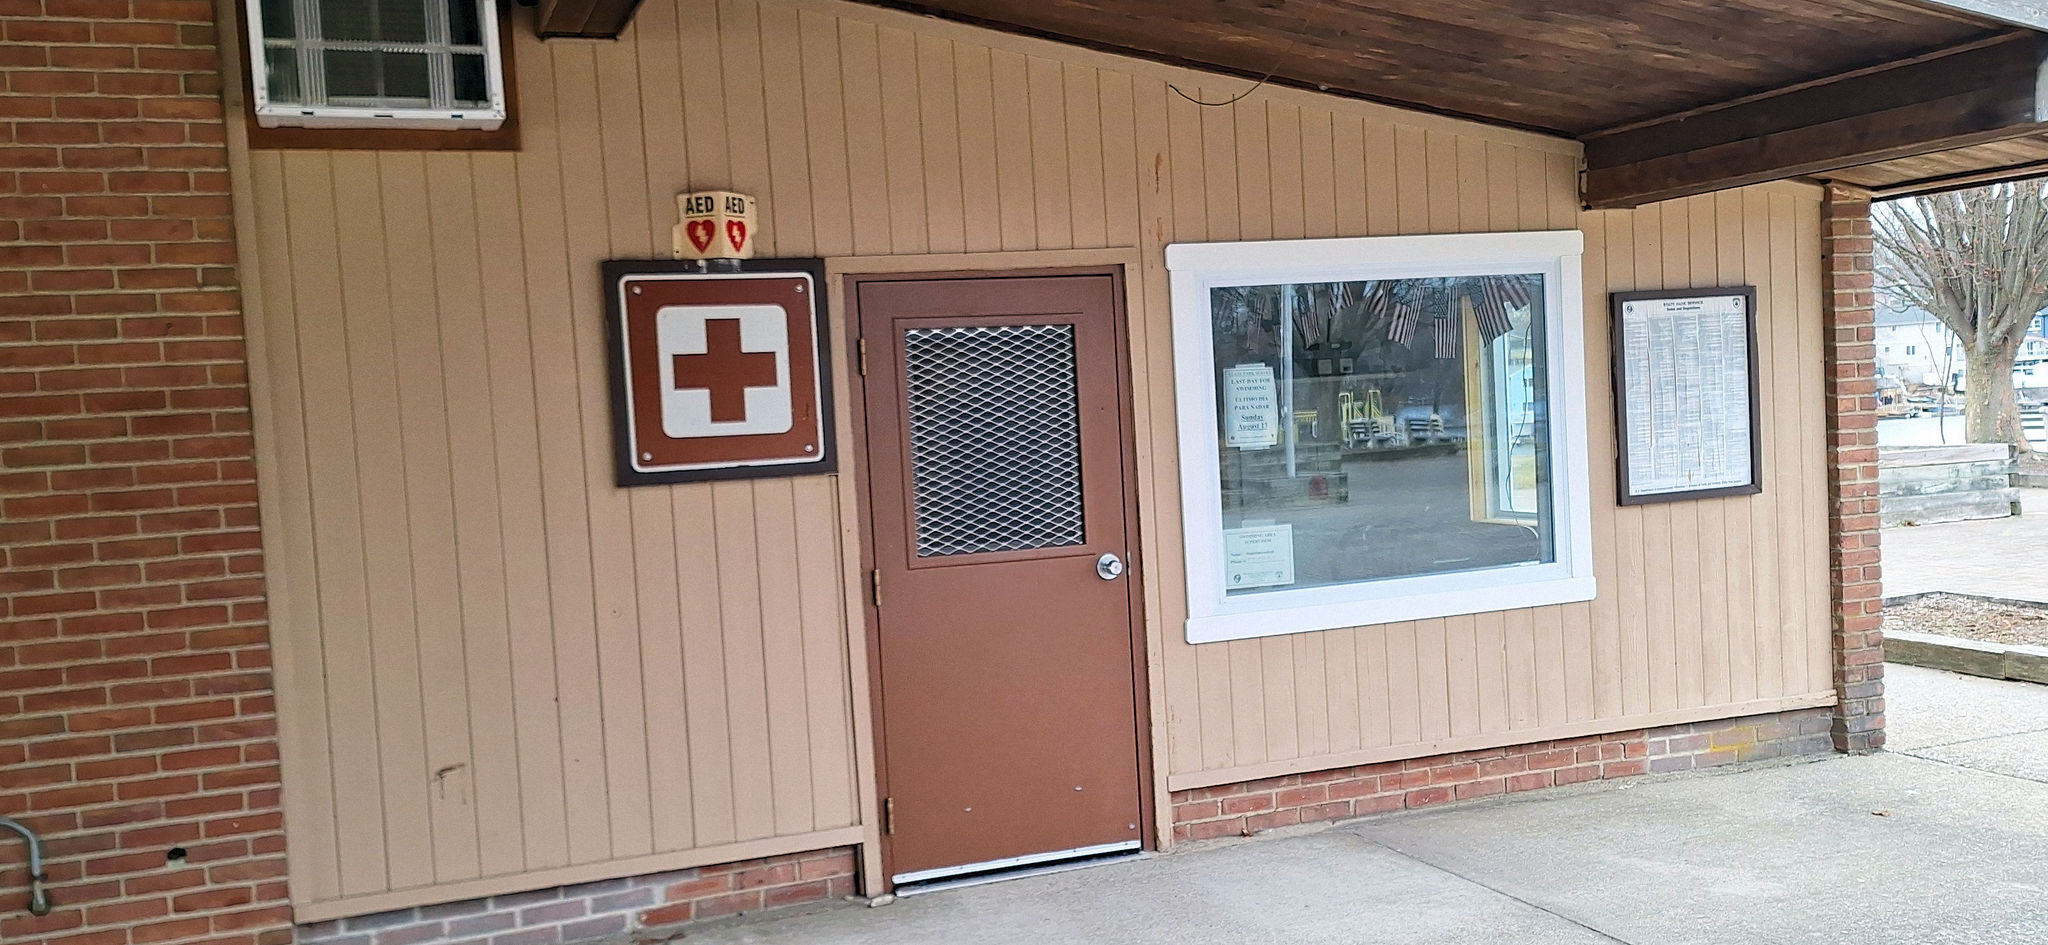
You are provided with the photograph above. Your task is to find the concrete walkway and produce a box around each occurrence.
[1883,487,2048,603]
[683,664,2048,945]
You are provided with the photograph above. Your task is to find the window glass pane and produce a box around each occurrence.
[263,47,301,103]
[452,53,489,106]
[323,0,428,43]
[449,0,483,46]
[324,49,433,102]
[323,49,378,98]
[319,2,358,40]
[258,0,297,39]
[1210,275,1552,596]
[381,50,431,100]
[1485,304,1544,518]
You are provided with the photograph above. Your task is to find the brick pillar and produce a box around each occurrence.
[1821,183,1885,754]
[0,2,290,944]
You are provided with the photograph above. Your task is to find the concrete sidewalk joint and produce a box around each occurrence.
[1349,833,1633,945]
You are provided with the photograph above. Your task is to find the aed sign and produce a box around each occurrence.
[674,190,759,260]
[603,259,835,485]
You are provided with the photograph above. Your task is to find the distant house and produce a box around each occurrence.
[1876,305,1956,386]
[1876,302,2048,389]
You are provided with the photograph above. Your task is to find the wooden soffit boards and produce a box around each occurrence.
[1828,134,2048,199]
[844,0,2004,136]
[539,0,2048,207]
[1581,32,2048,207]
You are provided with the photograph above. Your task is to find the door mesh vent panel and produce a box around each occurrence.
[903,323,1084,557]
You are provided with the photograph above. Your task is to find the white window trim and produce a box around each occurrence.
[244,0,508,130]
[1166,231,1596,645]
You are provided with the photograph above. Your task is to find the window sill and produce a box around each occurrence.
[243,118,521,152]
[1185,574,1597,644]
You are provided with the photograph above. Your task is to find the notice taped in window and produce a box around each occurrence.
[1613,289,1760,504]
[1224,523,1295,589]
[1222,363,1279,449]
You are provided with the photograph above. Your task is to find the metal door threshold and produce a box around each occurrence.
[893,841,1144,897]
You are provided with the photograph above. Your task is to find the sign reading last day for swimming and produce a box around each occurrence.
[1223,363,1279,449]
[602,259,836,485]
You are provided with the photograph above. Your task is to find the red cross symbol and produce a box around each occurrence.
[672,318,779,423]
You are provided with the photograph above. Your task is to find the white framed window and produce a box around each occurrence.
[1167,231,1596,644]
[245,0,507,130]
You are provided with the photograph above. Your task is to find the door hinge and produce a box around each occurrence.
[858,337,868,376]
[883,797,896,835]
[870,569,882,607]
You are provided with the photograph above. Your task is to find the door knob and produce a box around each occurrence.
[1096,553,1126,581]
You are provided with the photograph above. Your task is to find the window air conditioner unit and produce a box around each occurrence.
[243,0,508,131]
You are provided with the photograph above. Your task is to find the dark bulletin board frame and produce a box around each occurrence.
[601,257,838,487]
[1609,286,1763,506]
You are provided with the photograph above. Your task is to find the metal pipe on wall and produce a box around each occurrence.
[0,817,53,917]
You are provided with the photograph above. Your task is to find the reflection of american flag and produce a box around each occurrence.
[1473,275,1535,345]
[1293,285,1326,347]
[1497,273,1534,308]
[1374,283,1419,345]
[1433,289,1459,359]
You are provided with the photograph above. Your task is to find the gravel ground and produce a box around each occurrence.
[2021,452,2048,475]
[1889,593,2048,647]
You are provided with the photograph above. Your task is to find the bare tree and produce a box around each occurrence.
[1873,182,2048,453]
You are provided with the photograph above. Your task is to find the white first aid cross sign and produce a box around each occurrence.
[654,304,793,438]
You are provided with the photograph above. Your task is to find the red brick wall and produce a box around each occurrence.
[0,1,290,943]
[1821,184,1885,754]
[1172,708,1835,842]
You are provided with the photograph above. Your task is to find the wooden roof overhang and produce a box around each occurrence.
[538,0,2048,206]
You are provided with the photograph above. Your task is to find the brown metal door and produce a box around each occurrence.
[857,272,1145,884]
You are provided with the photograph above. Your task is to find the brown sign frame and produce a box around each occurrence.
[1609,285,1763,506]
[602,258,836,486]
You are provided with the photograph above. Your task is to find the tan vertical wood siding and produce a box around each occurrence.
[231,0,1834,918]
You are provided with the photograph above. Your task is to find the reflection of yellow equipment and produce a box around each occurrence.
[1340,389,1401,448]
[1341,389,1380,423]
[1294,408,1321,440]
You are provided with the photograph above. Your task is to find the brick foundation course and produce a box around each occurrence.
[293,848,857,945]
[1172,708,1835,842]
[0,0,288,944]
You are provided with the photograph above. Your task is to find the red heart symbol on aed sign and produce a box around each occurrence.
[685,219,715,253]
[726,220,749,254]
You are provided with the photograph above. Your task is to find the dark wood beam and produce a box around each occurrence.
[1582,32,2048,208]
[535,0,643,39]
